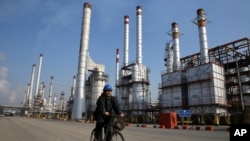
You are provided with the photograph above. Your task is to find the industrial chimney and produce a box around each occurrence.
[72,2,92,120]
[28,64,36,107]
[193,8,210,64]
[136,6,142,64]
[123,15,129,67]
[34,54,43,97]
[171,22,181,71]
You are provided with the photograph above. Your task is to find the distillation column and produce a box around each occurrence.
[48,76,54,109]
[72,2,92,120]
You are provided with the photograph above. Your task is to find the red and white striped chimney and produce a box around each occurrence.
[116,48,119,85]
[115,48,120,100]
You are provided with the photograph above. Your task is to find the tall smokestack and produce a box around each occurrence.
[194,8,209,64]
[28,64,36,107]
[48,76,54,108]
[124,15,129,67]
[72,2,92,120]
[35,54,43,97]
[136,6,142,64]
[172,22,181,71]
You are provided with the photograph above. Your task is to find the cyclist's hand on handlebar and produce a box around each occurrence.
[104,112,109,116]
[120,113,124,117]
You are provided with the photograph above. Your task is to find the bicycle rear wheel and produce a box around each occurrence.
[111,130,125,141]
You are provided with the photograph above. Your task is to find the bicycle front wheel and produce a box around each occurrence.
[111,130,125,141]
[90,128,95,141]
[90,128,103,141]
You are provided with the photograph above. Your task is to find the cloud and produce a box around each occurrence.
[0,66,23,106]
[0,66,9,105]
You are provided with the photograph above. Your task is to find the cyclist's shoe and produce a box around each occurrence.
[93,138,100,141]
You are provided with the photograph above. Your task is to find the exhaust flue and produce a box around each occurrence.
[172,22,181,71]
[123,15,129,67]
[136,6,142,64]
[72,2,92,120]
[196,8,209,64]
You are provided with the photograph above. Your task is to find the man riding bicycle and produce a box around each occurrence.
[93,84,124,141]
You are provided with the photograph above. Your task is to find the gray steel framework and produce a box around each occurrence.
[179,37,250,124]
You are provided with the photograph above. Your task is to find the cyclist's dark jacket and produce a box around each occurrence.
[93,93,122,122]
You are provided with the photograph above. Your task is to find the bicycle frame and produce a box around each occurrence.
[90,114,125,141]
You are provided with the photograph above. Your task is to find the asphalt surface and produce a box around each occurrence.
[0,117,229,141]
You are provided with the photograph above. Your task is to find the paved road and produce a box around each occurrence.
[0,117,229,141]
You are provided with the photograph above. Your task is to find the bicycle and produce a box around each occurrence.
[90,114,126,141]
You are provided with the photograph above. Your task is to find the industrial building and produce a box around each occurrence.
[159,9,250,125]
[20,3,249,125]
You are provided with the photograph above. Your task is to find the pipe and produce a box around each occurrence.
[136,6,142,64]
[72,2,92,120]
[196,8,209,64]
[172,22,181,71]
[34,54,43,97]
[124,15,129,67]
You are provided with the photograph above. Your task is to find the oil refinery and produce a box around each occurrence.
[14,2,249,125]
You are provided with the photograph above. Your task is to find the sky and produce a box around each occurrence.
[1,0,250,106]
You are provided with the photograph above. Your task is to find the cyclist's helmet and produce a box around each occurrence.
[103,84,112,91]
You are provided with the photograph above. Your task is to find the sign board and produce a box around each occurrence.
[178,110,191,117]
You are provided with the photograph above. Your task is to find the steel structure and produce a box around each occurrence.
[161,37,250,125]
[160,8,250,125]
[116,6,151,123]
